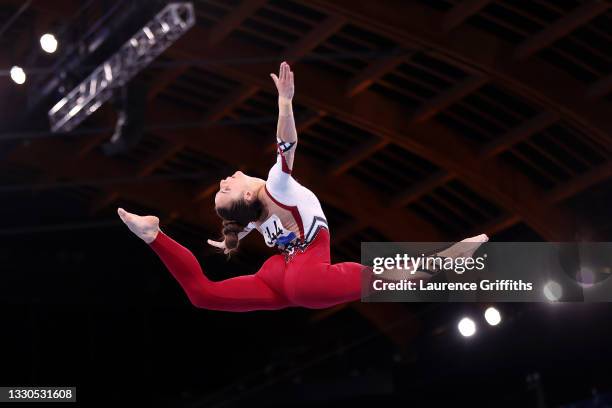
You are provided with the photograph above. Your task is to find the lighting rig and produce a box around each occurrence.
[48,2,195,138]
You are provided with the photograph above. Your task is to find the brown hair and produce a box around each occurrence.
[215,198,263,255]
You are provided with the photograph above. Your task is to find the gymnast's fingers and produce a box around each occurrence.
[207,239,225,249]
[270,73,279,87]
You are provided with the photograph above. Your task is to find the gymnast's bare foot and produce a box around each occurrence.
[117,207,160,244]
[437,233,489,259]
[378,233,489,281]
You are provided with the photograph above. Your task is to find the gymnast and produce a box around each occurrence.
[117,61,488,311]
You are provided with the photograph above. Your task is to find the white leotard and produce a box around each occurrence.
[239,138,328,256]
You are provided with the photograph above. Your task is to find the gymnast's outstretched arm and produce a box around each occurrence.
[270,61,297,171]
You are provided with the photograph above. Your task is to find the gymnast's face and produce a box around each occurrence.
[214,171,254,210]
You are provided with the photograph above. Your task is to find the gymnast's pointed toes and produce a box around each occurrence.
[462,233,489,243]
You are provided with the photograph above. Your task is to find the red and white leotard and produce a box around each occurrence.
[239,138,329,260]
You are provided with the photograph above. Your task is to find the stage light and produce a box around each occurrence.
[457,317,476,337]
[576,267,595,288]
[10,66,26,84]
[484,306,501,326]
[543,280,562,302]
[40,33,58,53]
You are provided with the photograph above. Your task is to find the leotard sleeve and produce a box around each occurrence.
[266,137,297,196]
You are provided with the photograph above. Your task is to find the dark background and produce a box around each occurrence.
[0,0,611,406]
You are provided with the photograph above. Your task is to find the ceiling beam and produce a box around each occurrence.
[341,65,486,175]
[441,0,492,32]
[546,161,612,204]
[147,66,190,101]
[514,0,610,60]
[410,75,488,123]
[469,160,612,237]
[207,0,268,46]
[468,213,520,237]
[391,170,454,208]
[329,138,389,176]
[203,85,260,124]
[345,51,407,97]
[334,50,410,175]
[480,111,560,159]
[283,15,346,63]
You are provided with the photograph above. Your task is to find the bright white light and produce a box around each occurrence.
[543,280,562,302]
[10,66,26,84]
[457,317,476,337]
[577,267,595,288]
[40,33,58,53]
[484,307,501,326]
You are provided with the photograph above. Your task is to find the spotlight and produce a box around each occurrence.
[457,317,476,337]
[576,267,595,288]
[40,33,58,53]
[484,306,501,326]
[10,66,26,84]
[543,280,562,302]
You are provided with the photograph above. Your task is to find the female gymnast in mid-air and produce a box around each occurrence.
[117,61,488,312]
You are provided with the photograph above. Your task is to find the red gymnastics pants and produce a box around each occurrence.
[149,228,368,311]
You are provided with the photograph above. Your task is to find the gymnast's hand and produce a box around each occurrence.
[207,238,230,254]
[270,61,294,101]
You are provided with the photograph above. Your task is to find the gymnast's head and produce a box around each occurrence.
[214,170,263,253]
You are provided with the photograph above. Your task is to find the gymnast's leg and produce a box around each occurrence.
[284,229,368,309]
[118,208,291,312]
[286,229,489,309]
[289,260,368,309]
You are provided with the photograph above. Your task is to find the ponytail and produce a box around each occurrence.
[215,198,263,255]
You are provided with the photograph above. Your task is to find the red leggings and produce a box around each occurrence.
[149,228,367,311]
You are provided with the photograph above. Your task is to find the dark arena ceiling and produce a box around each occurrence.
[0,1,611,407]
